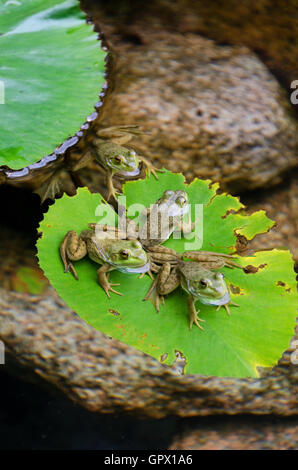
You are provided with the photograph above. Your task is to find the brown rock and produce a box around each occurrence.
[0,285,297,418]
[170,418,298,450]
[1,0,298,428]
[92,31,297,193]
[83,0,298,91]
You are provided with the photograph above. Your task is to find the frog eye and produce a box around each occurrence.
[120,249,130,259]
[131,241,141,249]
[199,279,208,288]
[163,190,174,199]
[114,155,123,164]
[176,195,187,206]
[215,272,224,280]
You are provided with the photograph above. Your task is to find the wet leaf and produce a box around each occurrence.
[37,173,297,377]
[0,0,106,168]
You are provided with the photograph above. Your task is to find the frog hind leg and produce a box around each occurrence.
[34,169,77,203]
[88,218,139,241]
[96,125,144,145]
[187,295,205,331]
[142,272,160,309]
[60,230,88,280]
[149,263,180,312]
[71,150,94,172]
[183,251,242,269]
[147,245,182,266]
[88,223,133,241]
[97,264,123,298]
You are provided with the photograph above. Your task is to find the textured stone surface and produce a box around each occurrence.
[83,0,298,92]
[84,29,297,193]
[0,285,297,418]
[170,418,298,450]
[1,0,297,427]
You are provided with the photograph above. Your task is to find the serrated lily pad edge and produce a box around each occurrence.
[0,0,110,176]
[36,183,298,378]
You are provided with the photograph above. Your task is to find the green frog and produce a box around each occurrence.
[87,189,198,284]
[60,224,150,298]
[73,125,161,200]
[1,126,158,204]
[144,250,240,330]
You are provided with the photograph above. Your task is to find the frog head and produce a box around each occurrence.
[156,189,189,217]
[103,239,150,274]
[104,145,140,177]
[180,262,230,306]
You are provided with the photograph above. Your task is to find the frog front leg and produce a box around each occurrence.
[138,155,163,180]
[60,230,88,280]
[187,295,205,331]
[216,300,240,316]
[97,263,123,298]
[106,169,121,200]
[176,217,197,236]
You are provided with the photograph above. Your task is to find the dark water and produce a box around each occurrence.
[1,369,297,450]
[0,370,176,450]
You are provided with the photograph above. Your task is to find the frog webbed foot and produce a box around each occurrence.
[63,259,79,280]
[107,185,122,201]
[138,269,154,280]
[139,156,164,180]
[97,265,123,298]
[187,295,205,331]
[103,283,123,298]
[106,171,122,201]
[142,272,164,312]
[216,301,240,316]
[34,169,77,203]
[143,284,164,313]
[139,258,161,281]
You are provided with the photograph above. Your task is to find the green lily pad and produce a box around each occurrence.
[0,0,106,169]
[37,173,297,377]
